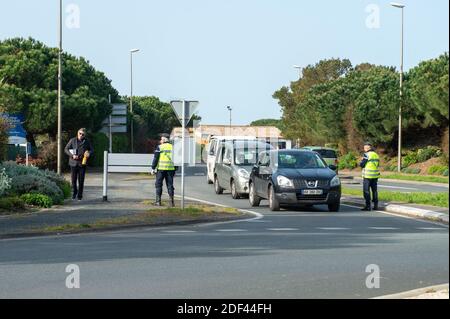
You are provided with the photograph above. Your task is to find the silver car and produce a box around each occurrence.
[213,140,273,199]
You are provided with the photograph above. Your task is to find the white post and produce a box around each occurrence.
[103,151,108,201]
[109,94,112,153]
[181,100,185,210]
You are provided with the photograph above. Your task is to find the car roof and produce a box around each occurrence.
[266,149,316,155]
[302,146,337,151]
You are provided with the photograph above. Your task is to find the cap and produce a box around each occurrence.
[160,133,170,139]
[364,141,372,146]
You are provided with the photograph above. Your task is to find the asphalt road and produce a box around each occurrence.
[0,173,448,299]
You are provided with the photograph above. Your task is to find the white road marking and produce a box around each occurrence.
[378,185,418,191]
[162,230,197,233]
[369,227,399,230]
[216,229,247,232]
[194,173,205,176]
[317,227,350,230]
[267,228,299,231]
[341,204,449,228]
[417,227,447,231]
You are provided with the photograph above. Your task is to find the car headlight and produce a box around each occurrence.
[277,175,294,188]
[330,175,341,187]
[237,169,250,179]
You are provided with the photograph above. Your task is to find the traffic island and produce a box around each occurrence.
[0,201,247,239]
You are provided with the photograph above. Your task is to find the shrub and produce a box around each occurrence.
[417,146,442,163]
[0,197,25,211]
[403,151,419,167]
[338,152,358,170]
[383,165,397,172]
[112,134,129,153]
[20,193,53,208]
[36,140,58,170]
[0,168,12,196]
[89,132,109,167]
[401,167,421,174]
[9,174,64,204]
[443,169,449,177]
[428,165,448,175]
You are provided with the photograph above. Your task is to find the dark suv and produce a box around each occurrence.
[248,150,341,212]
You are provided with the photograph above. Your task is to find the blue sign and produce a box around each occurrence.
[0,113,27,144]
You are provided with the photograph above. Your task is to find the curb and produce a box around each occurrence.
[0,210,253,241]
[340,173,449,188]
[341,197,449,225]
[373,283,449,299]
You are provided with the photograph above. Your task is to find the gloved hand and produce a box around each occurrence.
[150,168,156,175]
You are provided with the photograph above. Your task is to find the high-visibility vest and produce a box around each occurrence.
[362,151,380,179]
[157,143,175,171]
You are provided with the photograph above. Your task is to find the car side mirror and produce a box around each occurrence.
[328,164,337,171]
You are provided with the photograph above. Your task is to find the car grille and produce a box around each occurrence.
[293,179,329,189]
[296,194,328,201]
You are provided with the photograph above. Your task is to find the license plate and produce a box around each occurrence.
[302,189,323,195]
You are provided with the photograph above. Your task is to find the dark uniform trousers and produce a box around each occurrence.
[363,178,379,207]
[155,170,175,197]
[71,165,87,199]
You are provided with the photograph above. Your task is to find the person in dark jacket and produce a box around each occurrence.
[64,128,94,200]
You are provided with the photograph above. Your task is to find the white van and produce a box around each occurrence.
[206,136,256,184]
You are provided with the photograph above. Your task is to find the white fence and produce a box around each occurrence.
[102,152,154,201]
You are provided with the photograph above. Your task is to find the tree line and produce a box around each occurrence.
[0,37,190,163]
[273,54,449,155]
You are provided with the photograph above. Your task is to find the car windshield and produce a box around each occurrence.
[313,149,337,158]
[234,142,271,166]
[276,152,327,169]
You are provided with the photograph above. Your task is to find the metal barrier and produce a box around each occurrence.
[102,151,154,201]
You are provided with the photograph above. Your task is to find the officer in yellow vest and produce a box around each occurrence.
[151,134,176,207]
[359,142,380,211]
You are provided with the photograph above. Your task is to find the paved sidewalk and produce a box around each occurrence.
[0,173,244,238]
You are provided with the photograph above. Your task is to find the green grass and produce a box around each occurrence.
[381,174,449,184]
[342,187,449,208]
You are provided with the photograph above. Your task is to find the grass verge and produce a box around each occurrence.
[38,204,241,233]
[342,187,449,208]
[381,174,449,184]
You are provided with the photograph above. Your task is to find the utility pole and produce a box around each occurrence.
[57,0,63,175]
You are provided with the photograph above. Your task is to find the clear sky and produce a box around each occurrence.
[1,0,448,125]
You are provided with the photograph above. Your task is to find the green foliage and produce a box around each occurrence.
[274,54,449,153]
[416,146,442,163]
[0,196,25,211]
[20,193,53,208]
[0,161,67,204]
[428,165,448,175]
[403,151,419,167]
[401,167,421,174]
[443,169,449,177]
[0,107,9,160]
[112,134,129,153]
[338,152,358,170]
[250,119,282,129]
[88,132,109,167]
[0,167,12,196]
[0,37,119,140]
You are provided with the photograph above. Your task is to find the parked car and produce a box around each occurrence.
[301,146,339,173]
[248,149,341,212]
[206,136,256,184]
[213,140,273,199]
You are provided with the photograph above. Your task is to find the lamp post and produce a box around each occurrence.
[130,48,140,153]
[57,0,63,175]
[391,2,405,173]
[227,106,232,132]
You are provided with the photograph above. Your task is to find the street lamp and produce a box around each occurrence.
[130,48,140,153]
[293,65,303,78]
[227,106,232,131]
[391,2,405,173]
[57,0,63,175]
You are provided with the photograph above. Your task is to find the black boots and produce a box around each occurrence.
[154,196,161,206]
[361,206,371,211]
[169,196,175,207]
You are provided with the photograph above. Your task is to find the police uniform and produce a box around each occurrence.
[152,137,176,206]
[360,148,380,211]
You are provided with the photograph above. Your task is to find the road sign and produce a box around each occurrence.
[170,100,199,126]
[169,100,200,210]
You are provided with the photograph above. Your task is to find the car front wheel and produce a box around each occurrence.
[328,202,340,212]
[231,180,240,199]
[269,185,280,211]
[249,182,261,207]
[214,177,224,195]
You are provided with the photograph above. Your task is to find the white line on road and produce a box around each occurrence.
[317,227,350,230]
[162,230,197,233]
[267,228,299,231]
[378,185,418,191]
[368,227,399,230]
[417,227,448,231]
[215,229,248,232]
